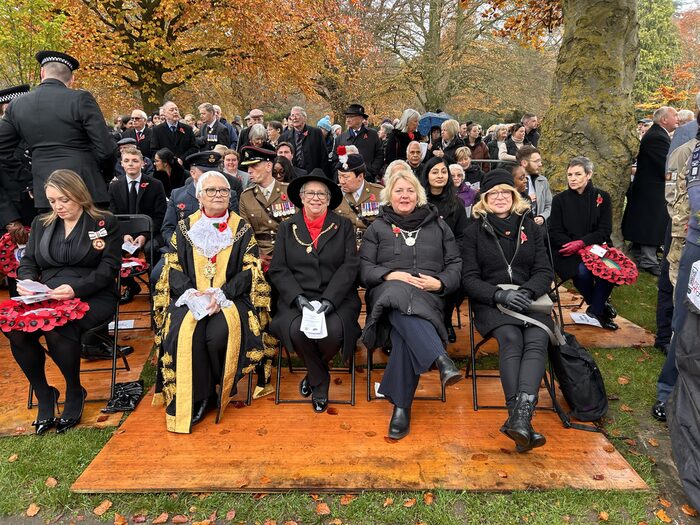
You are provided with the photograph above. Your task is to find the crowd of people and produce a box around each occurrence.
[0,51,698,453]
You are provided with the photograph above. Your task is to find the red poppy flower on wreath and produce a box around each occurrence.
[177,203,186,210]
[98,220,105,227]
[0,231,28,279]
[578,244,638,286]
[369,194,376,202]
[217,222,228,232]
[520,230,528,243]
[596,194,603,207]
[140,182,148,189]
[0,298,89,333]
[120,257,149,278]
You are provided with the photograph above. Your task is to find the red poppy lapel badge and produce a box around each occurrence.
[520,230,528,243]
[140,182,148,189]
[178,127,185,134]
[281,193,287,201]
[303,130,308,137]
[369,194,376,202]
[392,225,400,237]
[363,133,368,139]
[216,222,228,232]
[596,194,603,207]
[98,220,105,227]
[177,203,186,210]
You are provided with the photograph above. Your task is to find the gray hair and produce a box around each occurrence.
[449,163,465,177]
[195,171,230,197]
[249,123,267,142]
[131,109,147,120]
[198,102,214,114]
[653,106,675,123]
[567,156,594,175]
[380,122,394,135]
[212,104,222,115]
[380,167,427,207]
[395,109,421,133]
[290,106,307,119]
[678,109,694,123]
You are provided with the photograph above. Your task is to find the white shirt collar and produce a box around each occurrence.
[353,181,365,201]
[258,180,276,197]
[126,173,143,188]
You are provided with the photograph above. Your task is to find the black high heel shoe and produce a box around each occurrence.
[32,386,60,435]
[55,387,87,434]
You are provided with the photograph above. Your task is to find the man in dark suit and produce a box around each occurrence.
[108,146,167,303]
[213,105,239,149]
[236,108,264,152]
[0,84,35,239]
[279,106,330,178]
[122,109,152,158]
[149,101,197,162]
[622,106,679,275]
[332,103,383,182]
[0,51,116,210]
[276,142,308,179]
[197,103,230,151]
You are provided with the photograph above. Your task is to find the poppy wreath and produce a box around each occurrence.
[0,230,29,278]
[578,244,638,286]
[0,298,89,333]
[120,257,149,278]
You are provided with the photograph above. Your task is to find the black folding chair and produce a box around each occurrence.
[115,214,155,323]
[275,342,356,406]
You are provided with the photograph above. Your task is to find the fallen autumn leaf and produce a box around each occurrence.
[93,500,113,516]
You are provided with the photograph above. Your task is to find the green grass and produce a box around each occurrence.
[0,276,669,524]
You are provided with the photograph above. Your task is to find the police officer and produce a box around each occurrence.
[238,144,296,268]
[334,152,382,244]
[0,51,116,210]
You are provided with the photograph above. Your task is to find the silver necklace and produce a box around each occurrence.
[399,227,421,247]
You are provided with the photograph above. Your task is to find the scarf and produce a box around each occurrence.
[382,204,432,231]
[487,213,520,261]
[303,208,327,248]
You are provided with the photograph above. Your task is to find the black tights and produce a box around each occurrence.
[491,324,548,406]
[7,329,83,420]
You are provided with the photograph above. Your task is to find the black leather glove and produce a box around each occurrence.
[295,295,313,311]
[316,299,335,315]
[493,289,532,312]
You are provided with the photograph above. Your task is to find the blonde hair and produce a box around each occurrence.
[441,119,460,140]
[380,168,428,207]
[471,183,530,219]
[455,146,472,162]
[42,170,107,226]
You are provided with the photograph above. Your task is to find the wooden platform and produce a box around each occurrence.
[72,369,648,493]
[0,295,153,436]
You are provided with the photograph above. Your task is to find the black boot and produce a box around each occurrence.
[446,325,457,344]
[388,405,411,440]
[501,392,536,448]
[435,354,462,389]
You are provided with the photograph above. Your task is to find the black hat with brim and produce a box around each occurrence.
[240,144,276,166]
[35,50,80,71]
[0,84,30,104]
[288,169,343,210]
[344,103,369,119]
[186,151,222,170]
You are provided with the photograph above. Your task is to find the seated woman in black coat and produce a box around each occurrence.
[153,148,186,197]
[360,167,463,440]
[549,156,617,330]
[5,170,121,434]
[268,170,361,413]
[420,156,470,343]
[462,169,554,452]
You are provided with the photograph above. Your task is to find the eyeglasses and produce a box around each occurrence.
[130,117,144,120]
[273,169,285,175]
[302,191,329,200]
[203,188,231,197]
[487,190,513,198]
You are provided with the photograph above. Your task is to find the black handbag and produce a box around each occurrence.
[497,305,607,429]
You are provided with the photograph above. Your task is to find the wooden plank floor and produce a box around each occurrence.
[0,295,153,436]
[72,368,647,493]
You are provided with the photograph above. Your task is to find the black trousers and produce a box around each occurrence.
[189,311,229,404]
[378,310,445,409]
[491,324,549,405]
[289,313,343,398]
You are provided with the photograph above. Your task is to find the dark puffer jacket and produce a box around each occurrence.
[461,212,554,337]
[359,204,462,349]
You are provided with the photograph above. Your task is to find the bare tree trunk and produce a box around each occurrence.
[539,0,639,242]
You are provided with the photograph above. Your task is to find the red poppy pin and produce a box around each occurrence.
[391,225,400,236]
[211,254,217,263]
[369,194,376,202]
[178,127,185,134]
[596,194,603,207]
[98,220,105,227]
[281,194,287,201]
[520,230,528,243]
[177,203,186,210]
[363,133,368,139]
[216,222,227,232]
[140,182,148,189]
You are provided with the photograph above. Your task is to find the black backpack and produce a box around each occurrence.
[548,332,608,422]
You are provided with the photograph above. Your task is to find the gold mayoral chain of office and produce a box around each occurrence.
[178,219,250,279]
[292,223,336,254]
